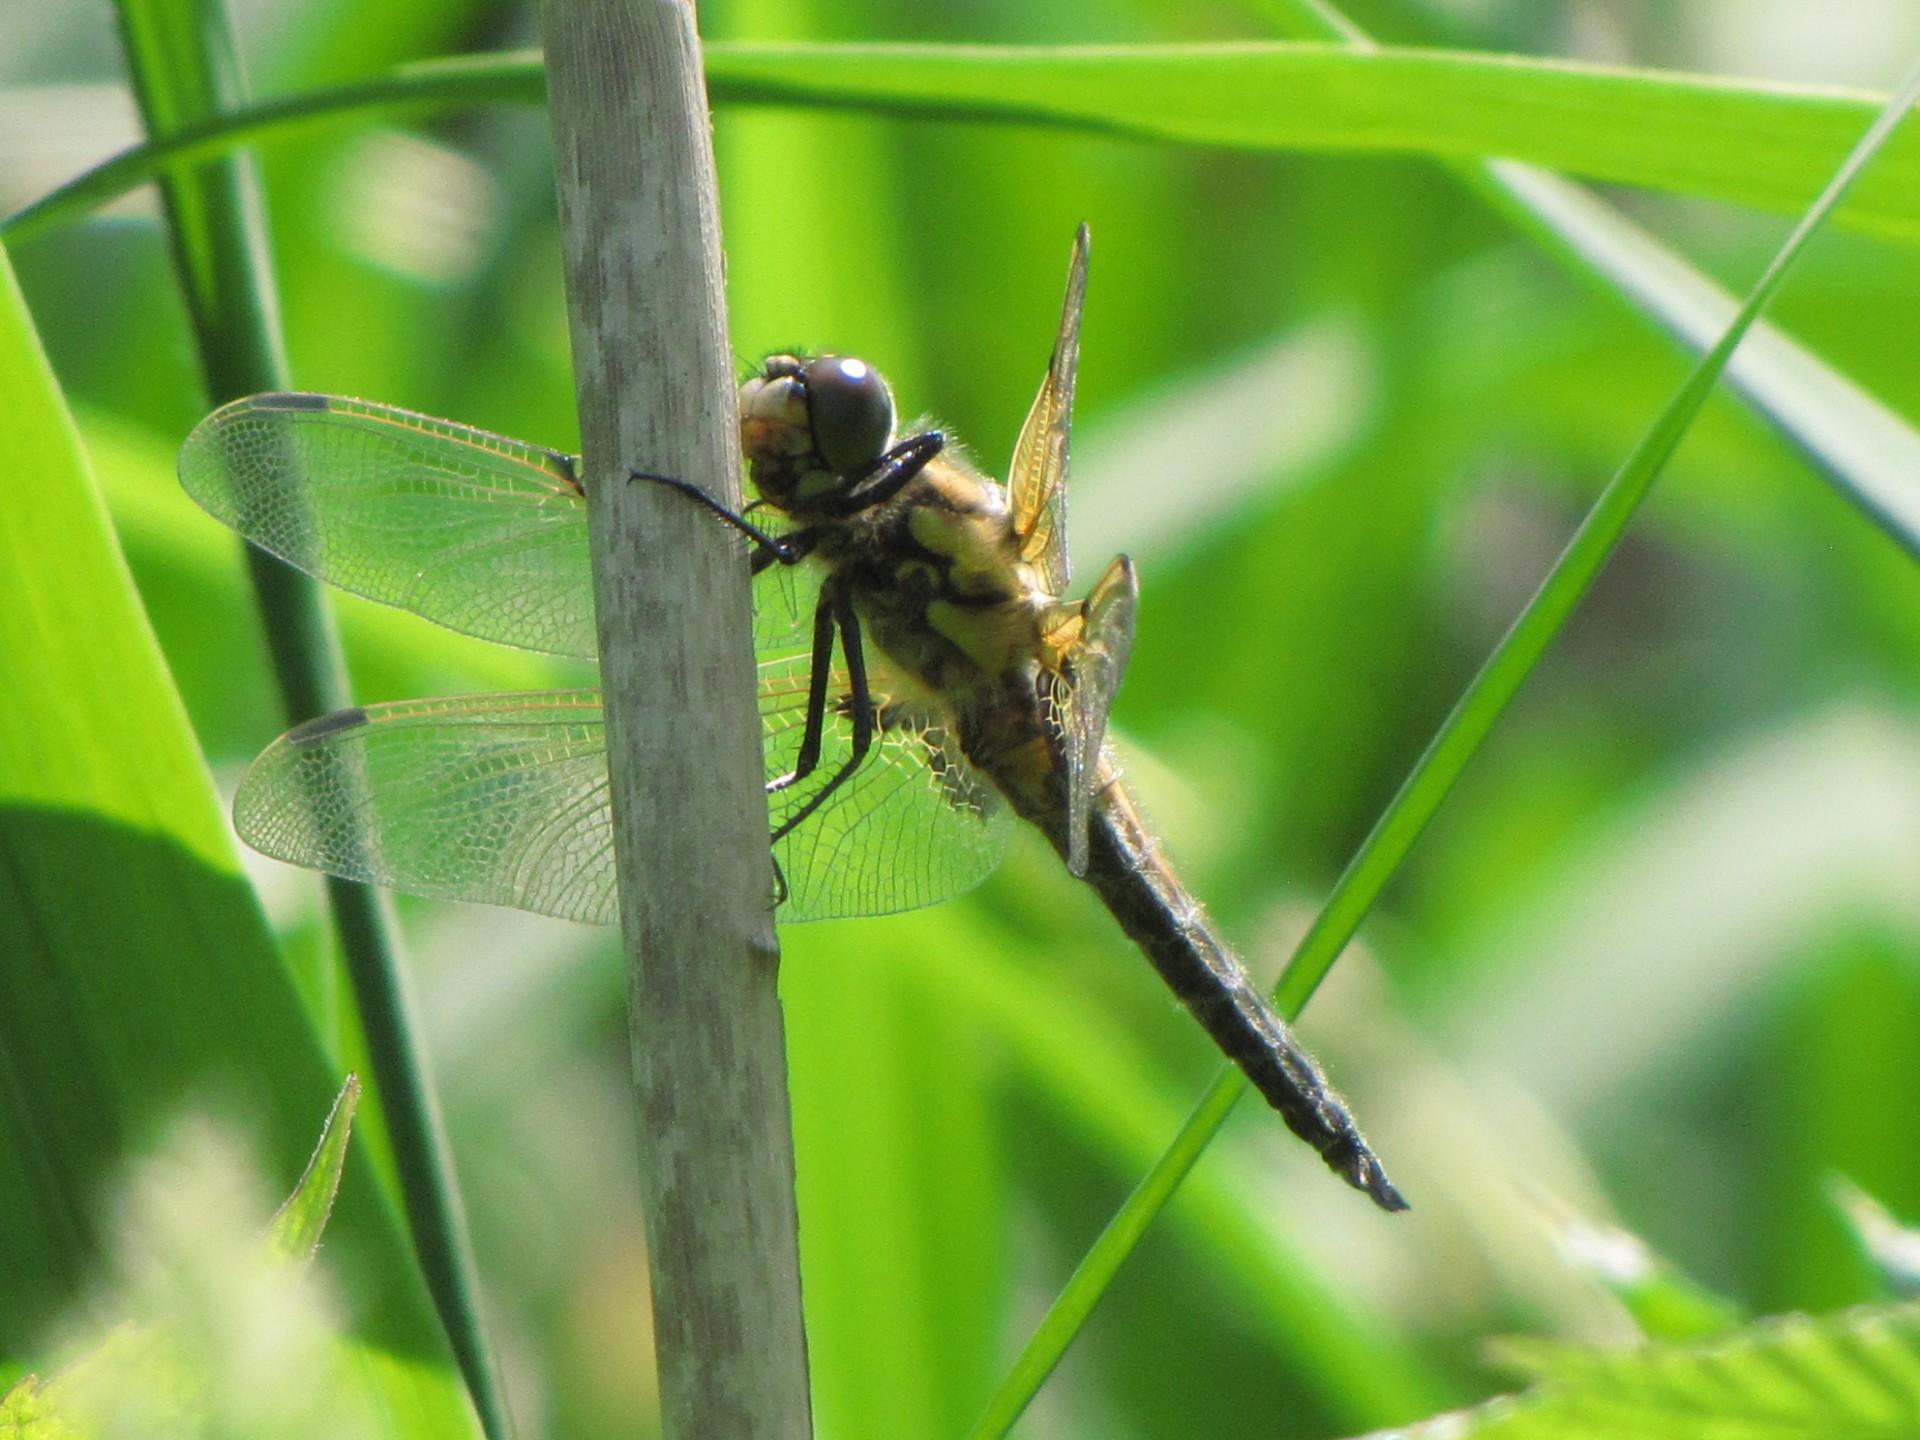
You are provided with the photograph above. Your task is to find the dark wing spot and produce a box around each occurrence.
[286,707,371,744]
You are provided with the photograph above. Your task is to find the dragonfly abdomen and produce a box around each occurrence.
[950,683,1403,1210]
[1077,781,1406,1212]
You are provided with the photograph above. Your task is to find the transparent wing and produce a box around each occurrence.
[234,666,1009,925]
[761,653,1011,921]
[180,393,600,657]
[1037,552,1138,876]
[747,553,821,661]
[1007,224,1089,598]
[179,391,817,660]
[235,691,619,926]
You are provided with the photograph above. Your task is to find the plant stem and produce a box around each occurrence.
[539,2,811,1435]
[109,2,507,1435]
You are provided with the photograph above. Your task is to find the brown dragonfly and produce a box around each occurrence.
[179,228,1404,1210]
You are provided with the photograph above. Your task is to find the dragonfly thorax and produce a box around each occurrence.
[740,353,898,517]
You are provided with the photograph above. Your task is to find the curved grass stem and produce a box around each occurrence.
[966,35,1920,1440]
[108,1,507,1433]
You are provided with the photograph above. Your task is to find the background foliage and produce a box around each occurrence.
[5,1,1920,1437]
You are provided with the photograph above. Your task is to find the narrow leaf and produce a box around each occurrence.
[268,1076,361,1265]
[13,45,1920,563]
[969,43,1920,1440]
[1478,161,1920,559]
[701,42,1920,244]
[9,45,1920,247]
[0,241,478,1436]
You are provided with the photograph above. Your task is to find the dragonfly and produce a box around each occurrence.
[179,227,1405,1211]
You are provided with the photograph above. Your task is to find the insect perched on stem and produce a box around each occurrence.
[180,226,1404,1210]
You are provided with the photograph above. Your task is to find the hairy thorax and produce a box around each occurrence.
[826,456,1070,821]
[740,367,1073,823]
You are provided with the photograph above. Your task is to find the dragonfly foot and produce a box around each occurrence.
[631,469,801,563]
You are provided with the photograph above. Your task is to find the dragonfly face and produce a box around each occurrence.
[739,354,899,514]
[180,224,1405,1209]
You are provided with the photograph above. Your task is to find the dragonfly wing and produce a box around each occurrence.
[748,555,824,660]
[182,391,818,663]
[1007,224,1088,598]
[760,655,1011,921]
[180,393,599,657]
[235,661,1005,925]
[1038,552,1138,876]
[235,692,618,926]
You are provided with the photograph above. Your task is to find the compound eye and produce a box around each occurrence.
[805,356,895,475]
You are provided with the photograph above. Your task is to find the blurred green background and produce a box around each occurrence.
[7,0,1920,1437]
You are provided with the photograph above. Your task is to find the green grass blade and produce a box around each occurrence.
[1472,161,1920,561]
[960,1076,1245,1440]
[0,239,478,1437]
[10,44,1919,246]
[966,44,1920,1440]
[899,903,1450,1435]
[1277,49,1920,1013]
[0,52,545,246]
[1276,7,1920,614]
[708,43,1920,236]
[14,42,1920,563]
[106,0,505,1430]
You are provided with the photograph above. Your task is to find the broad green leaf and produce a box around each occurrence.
[1357,1304,1920,1440]
[0,1373,73,1439]
[0,243,477,1435]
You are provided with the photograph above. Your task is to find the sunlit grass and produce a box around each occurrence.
[5,2,1920,1438]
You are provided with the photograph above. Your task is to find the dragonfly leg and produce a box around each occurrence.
[768,591,838,795]
[770,588,875,844]
[630,469,804,567]
[827,431,945,516]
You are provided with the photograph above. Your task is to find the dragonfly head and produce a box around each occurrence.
[741,354,897,514]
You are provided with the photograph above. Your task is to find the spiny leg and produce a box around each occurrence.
[629,469,806,570]
[768,590,839,796]
[770,588,875,845]
[827,432,945,516]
